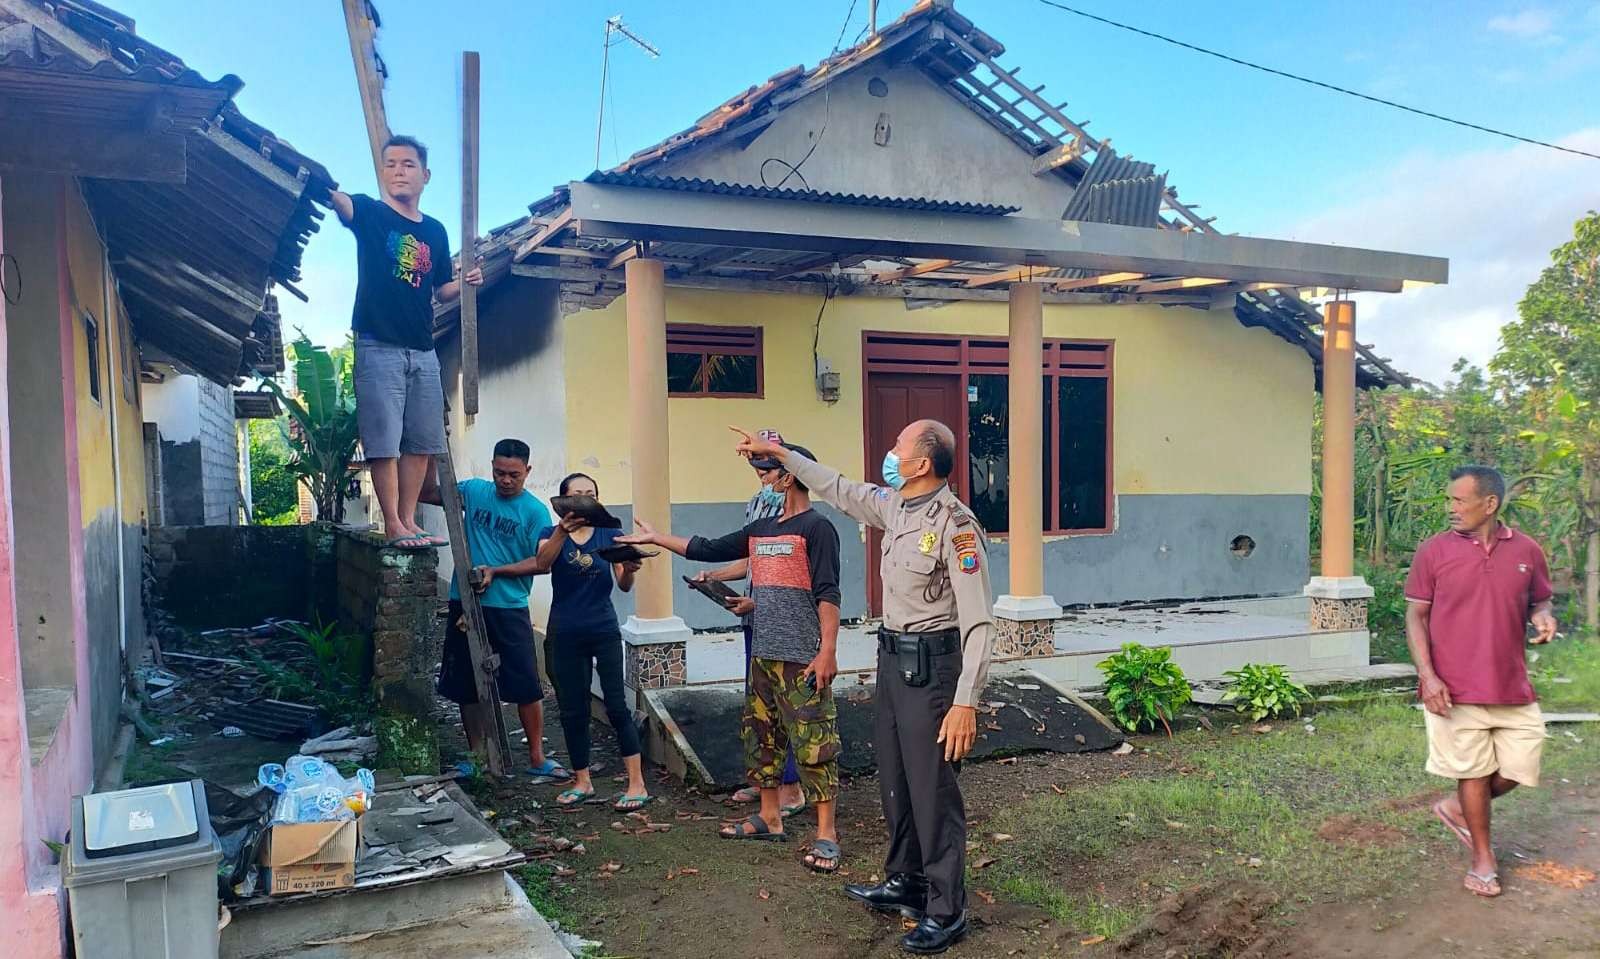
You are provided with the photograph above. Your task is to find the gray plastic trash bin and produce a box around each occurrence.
[64,779,222,959]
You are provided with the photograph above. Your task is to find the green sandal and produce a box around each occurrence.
[613,793,653,812]
[556,787,594,807]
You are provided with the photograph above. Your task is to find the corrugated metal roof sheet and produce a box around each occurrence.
[584,171,1019,216]
[1061,149,1162,226]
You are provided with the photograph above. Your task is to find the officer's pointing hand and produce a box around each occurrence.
[936,705,977,762]
[730,425,781,461]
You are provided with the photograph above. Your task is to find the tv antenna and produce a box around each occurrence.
[596,15,659,169]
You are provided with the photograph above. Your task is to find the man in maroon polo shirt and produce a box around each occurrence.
[1405,465,1557,899]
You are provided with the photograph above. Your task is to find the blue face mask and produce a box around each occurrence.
[757,483,785,508]
[881,451,906,490]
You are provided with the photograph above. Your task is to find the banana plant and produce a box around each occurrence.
[259,336,361,523]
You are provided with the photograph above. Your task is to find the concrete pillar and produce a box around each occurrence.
[1320,300,1356,580]
[1007,282,1045,597]
[993,282,1061,658]
[621,257,688,686]
[624,258,672,620]
[1306,300,1373,632]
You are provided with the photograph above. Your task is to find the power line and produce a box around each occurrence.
[1035,0,1600,162]
[833,0,861,53]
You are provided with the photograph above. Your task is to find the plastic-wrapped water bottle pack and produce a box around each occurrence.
[257,755,375,824]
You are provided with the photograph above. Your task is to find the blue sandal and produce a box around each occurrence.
[613,793,653,812]
[556,787,594,807]
[527,759,571,781]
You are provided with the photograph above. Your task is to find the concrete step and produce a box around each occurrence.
[282,874,569,959]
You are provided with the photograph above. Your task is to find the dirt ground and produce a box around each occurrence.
[131,627,1599,959]
[464,710,1600,959]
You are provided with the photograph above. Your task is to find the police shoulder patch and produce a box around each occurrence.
[952,530,980,573]
[946,502,973,528]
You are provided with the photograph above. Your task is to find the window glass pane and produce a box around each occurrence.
[967,373,1008,533]
[1058,377,1108,530]
[705,353,758,394]
[666,352,703,393]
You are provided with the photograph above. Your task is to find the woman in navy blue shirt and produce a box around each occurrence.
[535,473,650,811]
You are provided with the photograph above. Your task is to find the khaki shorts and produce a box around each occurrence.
[1424,702,1544,786]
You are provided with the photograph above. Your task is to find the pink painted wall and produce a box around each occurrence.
[0,177,95,956]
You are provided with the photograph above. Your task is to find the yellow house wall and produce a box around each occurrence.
[563,288,1311,505]
[63,185,146,525]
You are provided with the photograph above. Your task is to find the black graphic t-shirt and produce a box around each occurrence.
[344,194,453,351]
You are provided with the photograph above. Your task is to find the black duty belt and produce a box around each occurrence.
[878,627,960,656]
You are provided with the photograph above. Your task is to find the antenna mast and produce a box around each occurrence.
[596,15,660,169]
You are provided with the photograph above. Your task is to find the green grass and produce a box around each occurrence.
[514,863,585,931]
[997,875,1141,939]
[982,635,1600,937]
[1529,632,1600,712]
[122,738,188,785]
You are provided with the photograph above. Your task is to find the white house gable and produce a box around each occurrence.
[650,60,1077,219]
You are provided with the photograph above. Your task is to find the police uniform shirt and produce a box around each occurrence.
[784,452,995,707]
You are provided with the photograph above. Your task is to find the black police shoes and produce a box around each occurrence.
[901,912,969,955]
[843,872,927,918]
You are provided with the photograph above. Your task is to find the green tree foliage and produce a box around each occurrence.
[248,418,299,524]
[260,336,361,524]
[1327,210,1600,643]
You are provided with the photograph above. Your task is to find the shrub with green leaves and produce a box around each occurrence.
[1096,642,1192,735]
[1221,663,1312,721]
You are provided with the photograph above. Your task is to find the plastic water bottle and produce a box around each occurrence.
[257,763,287,793]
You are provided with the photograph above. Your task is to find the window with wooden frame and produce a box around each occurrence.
[83,311,102,404]
[666,324,763,397]
[863,333,1113,535]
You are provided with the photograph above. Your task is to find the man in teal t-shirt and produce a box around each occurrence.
[422,438,565,779]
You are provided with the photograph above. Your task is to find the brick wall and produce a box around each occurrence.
[147,523,321,629]
[334,528,441,716]
[145,523,442,733]
[196,378,239,525]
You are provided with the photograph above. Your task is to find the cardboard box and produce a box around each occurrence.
[259,819,360,895]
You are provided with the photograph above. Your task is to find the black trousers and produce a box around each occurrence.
[550,630,640,771]
[876,645,966,922]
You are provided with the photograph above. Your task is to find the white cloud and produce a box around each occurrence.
[1284,128,1600,387]
[1488,8,1559,39]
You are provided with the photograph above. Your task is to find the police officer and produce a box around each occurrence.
[734,420,993,955]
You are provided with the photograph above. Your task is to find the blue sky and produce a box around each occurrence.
[119,0,1600,384]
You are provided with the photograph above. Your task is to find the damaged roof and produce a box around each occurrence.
[0,0,334,385]
[475,0,1409,389]
[585,171,1020,216]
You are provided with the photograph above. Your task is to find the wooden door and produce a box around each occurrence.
[863,372,964,616]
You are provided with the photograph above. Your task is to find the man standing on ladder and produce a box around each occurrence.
[329,134,482,547]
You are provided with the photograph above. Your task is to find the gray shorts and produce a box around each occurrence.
[353,336,446,458]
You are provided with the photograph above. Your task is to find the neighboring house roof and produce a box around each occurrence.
[585,171,1020,216]
[233,389,282,420]
[0,0,334,385]
[463,0,1407,389]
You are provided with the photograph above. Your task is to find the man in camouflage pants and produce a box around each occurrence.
[622,442,843,872]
